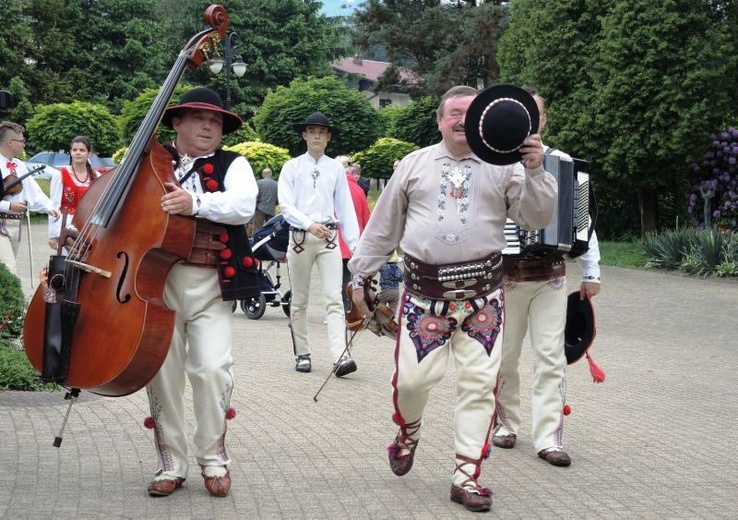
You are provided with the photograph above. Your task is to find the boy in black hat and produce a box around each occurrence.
[145,87,258,498]
[278,112,360,376]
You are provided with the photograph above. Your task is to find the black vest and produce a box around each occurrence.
[189,150,260,301]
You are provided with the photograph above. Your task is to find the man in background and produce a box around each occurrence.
[493,86,602,468]
[0,121,59,274]
[253,167,278,232]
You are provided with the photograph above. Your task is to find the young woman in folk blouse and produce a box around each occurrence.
[48,136,99,251]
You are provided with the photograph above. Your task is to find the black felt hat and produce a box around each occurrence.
[292,112,340,138]
[565,292,597,365]
[464,84,539,165]
[162,87,243,135]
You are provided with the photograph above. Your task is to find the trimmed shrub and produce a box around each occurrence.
[388,96,440,148]
[25,101,120,156]
[254,76,382,158]
[223,141,291,180]
[0,264,54,391]
[0,264,26,340]
[350,138,419,180]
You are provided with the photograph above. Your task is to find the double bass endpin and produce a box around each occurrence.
[53,388,80,448]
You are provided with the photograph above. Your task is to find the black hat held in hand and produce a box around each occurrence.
[564,291,597,365]
[465,84,539,165]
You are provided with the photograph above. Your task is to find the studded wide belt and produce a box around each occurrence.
[503,255,566,282]
[0,213,23,220]
[403,252,503,300]
[182,220,227,268]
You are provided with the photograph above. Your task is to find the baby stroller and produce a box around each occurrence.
[238,214,292,319]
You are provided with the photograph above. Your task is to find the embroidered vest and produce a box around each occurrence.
[189,150,260,301]
[59,167,93,214]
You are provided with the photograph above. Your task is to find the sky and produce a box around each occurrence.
[320,0,358,17]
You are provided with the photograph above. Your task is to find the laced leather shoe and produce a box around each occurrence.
[147,476,185,497]
[450,483,493,512]
[538,447,572,467]
[202,469,231,497]
[491,431,517,449]
[387,434,417,476]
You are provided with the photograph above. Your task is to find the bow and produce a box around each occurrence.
[312,281,385,402]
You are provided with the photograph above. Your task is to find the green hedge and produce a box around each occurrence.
[0,264,55,391]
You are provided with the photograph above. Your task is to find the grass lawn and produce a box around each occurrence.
[599,240,647,269]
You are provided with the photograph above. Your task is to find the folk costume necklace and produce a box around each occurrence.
[437,162,472,224]
[176,153,201,193]
[70,165,90,184]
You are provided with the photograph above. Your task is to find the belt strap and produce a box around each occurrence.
[182,220,227,268]
[403,253,503,300]
[0,213,24,220]
[289,222,338,232]
[503,255,566,282]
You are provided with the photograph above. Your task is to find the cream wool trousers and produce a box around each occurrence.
[392,290,504,484]
[497,277,568,452]
[146,263,234,480]
[286,230,347,362]
[0,221,21,275]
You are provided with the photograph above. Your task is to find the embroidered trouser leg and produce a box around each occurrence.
[287,231,346,362]
[0,221,21,275]
[498,277,567,452]
[392,290,504,485]
[146,264,234,478]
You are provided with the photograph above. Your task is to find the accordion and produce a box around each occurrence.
[504,154,593,258]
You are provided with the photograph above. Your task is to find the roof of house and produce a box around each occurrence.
[332,56,421,85]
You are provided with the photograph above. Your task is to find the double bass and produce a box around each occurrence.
[23,6,229,398]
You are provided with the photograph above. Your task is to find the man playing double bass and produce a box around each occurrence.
[145,88,258,498]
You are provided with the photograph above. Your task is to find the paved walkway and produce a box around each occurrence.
[1,223,737,519]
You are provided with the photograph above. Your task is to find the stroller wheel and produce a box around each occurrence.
[231,301,238,313]
[281,290,291,317]
[241,294,267,320]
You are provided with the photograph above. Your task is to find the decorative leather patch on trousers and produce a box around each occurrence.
[460,296,503,356]
[403,299,457,363]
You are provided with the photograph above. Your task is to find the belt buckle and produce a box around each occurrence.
[441,278,477,290]
[442,289,478,300]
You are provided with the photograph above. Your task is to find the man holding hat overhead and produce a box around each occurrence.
[145,87,258,498]
[348,84,557,512]
[493,87,602,468]
[278,112,360,376]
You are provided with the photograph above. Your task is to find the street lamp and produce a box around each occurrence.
[208,31,246,110]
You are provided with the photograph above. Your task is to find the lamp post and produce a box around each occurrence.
[208,32,247,110]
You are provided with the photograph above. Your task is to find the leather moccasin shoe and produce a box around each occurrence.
[203,470,231,497]
[147,477,185,497]
[450,483,493,512]
[491,432,516,449]
[387,435,417,476]
[538,448,571,467]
